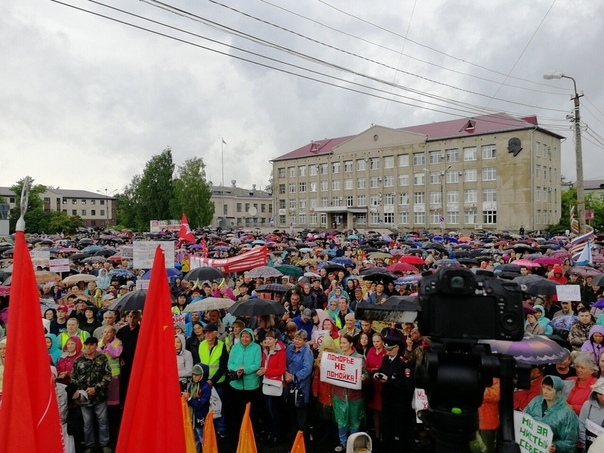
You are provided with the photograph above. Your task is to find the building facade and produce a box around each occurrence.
[271,113,563,233]
[0,187,117,229]
[210,182,273,229]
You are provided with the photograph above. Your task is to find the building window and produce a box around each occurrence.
[332,162,340,174]
[299,182,307,193]
[447,211,459,224]
[398,154,409,167]
[245,203,250,212]
[320,213,327,225]
[356,159,366,171]
[446,148,459,163]
[357,178,366,189]
[482,167,496,181]
[299,199,306,209]
[100,200,105,205]
[321,181,328,192]
[289,167,295,178]
[344,179,353,190]
[482,144,496,159]
[414,212,425,224]
[369,195,380,206]
[357,195,366,206]
[483,210,497,224]
[261,204,266,213]
[446,190,459,203]
[429,151,441,164]
[346,196,354,207]
[398,174,409,186]
[278,184,285,194]
[289,215,296,225]
[332,180,340,191]
[310,199,317,209]
[72,209,77,215]
[413,153,425,166]
[309,165,318,176]
[464,189,477,203]
[289,183,296,193]
[81,209,86,215]
[370,177,380,188]
[279,199,286,209]
[463,147,477,161]
[370,158,380,170]
[298,166,306,177]
[100,209,105,216]
[384,156,394,169]
[310,182,317,192]
[332,197,343,207]
[429,172,441,184]
[310,213,318,225]
[81,199,86,204]
[91,199,96,205]
[278,168,285,178]
[62,199,67,204]
[91,209,96,216]
[430,191,442,205]
[344,160,353,172]
[384,176,394,187]
[384,213,394,224]
[483,189,497,202]
[414,192,425,204]
[223,205,228,215]
[384,194,394,206]
[446,171,460,183]
[72,199,77,204]
[320,163,328,175]
[399,211,409,224]
[464,169,477,182]
[237,203,242,212]
[356,213,367,225]
[269,204,273,213]
[429,211,440,224]
[465,210,477,224]
[414,173,425,185]
[279,215,286,225]
[399,193,409,205]
[321,197,329,207]
[299,214,306,225]
[289,199,296,209]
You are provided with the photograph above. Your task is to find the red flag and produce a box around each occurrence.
[179,214,196,243]
[0,231,64,452]
[116,246,187,453]
[201,236,208,259]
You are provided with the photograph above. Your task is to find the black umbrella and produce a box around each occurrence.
[228,298,286,317]
[451,250,471,258]
[183,267,225,282]
[94,250,116,257]
[423,242,447,253]
[255,284,290,294]
[356,296,419,324]
[495,264,522,273]
[359,268,399,282]
[70,253,92,261]
[319,262,347,273]
[107,290,148,311]
[526,279,561,296]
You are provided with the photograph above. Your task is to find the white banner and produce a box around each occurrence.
[514,411,553,453]
[320,352,363,390]
[31,250,50,269]
[50,259,70,273]
[133,241,175,270]
[556,284,581,302]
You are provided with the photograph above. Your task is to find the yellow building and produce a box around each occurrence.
[271,113,563,233]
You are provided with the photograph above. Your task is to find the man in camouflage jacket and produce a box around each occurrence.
[71,336,113,453]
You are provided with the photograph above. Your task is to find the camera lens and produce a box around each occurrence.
[500,313,520,331]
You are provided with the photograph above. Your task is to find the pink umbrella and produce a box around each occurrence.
[511,259,541,268]
[533,257,563,266]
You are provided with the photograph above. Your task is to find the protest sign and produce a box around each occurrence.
[49,259,70,273]
[556,284,581,302]
[30,250,50,269]
[320,352,363,390]
[514,411,553,453]
[311,330,329,347]
[133,241,174,269]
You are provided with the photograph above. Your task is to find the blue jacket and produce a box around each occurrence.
[186,363,212,428]
[285,342,314,404]
[291,315,313,338]
[227,328,261,391]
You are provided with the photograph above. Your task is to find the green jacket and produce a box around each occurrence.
[70,352,112,406]
[227,328,261,391]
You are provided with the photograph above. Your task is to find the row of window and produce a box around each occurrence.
[63,209,105,216]
[233,203,272,213]
[278,189,496,209]
[278,168,496,194]
[278,146,497,178]
[278,210,498,226]
[60,199,106,205]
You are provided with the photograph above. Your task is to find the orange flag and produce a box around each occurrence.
[181,396,197,453]
[0,230,64,452]
[236,402,257,453]
[291,431,306,453]
[116,246,186,453]
[202,410,218,453]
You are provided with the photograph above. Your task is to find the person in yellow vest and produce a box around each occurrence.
[98,325,122,406]
[198,323,228,437]
[58,318,90,349]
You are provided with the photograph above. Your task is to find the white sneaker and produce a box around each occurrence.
[334,444,345,452]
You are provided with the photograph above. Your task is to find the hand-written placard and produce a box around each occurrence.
[320,352,363,390]
[555,284,581,302]
[514,411,552,453]
[50,259,70,273]
[133,241,175,270]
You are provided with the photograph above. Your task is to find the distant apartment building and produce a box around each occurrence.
[0,187,117,228]
[210,181,273,229]
[271,113,563,233]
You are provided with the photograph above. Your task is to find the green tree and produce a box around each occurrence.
[8,178,48,233]
[117,175,141,229]
[173,157,214,228]
[134,148,175,230]
[48,211,83,234]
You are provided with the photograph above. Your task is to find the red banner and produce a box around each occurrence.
[190,246,268,273]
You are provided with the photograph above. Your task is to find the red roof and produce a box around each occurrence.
[273,113,561,161]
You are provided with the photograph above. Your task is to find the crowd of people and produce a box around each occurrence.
[1,227,604,452]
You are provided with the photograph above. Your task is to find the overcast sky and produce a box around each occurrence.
[2,0,603,196]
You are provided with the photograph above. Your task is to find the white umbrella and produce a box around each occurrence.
[184,297,234,312]
[62,273,97,285]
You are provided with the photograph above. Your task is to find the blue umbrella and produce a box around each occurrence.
[382,234,392,242]
[332,257,355,267]
[252,240,266,245]
[549,315,578,331]
[140,268,181,280]
[348,234,359,240]
[109,269,135,278]
[82,245,103,253]
[394,275,422,284]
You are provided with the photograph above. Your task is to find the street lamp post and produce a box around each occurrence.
[441,165,452,232]
[96,188,117,227]
[543,72,585,234]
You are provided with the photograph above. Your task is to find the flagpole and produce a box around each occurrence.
[221,139,226,229]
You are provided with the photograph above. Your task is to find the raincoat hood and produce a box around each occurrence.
[238,327,255,343]
[62,335,83,355]
[588,325,604,340]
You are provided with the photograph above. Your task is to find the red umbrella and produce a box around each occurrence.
[399,255,425,265]
[386,262,418,273]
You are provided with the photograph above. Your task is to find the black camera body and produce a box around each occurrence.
[418,268,524,342]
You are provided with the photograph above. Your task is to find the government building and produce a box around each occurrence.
[271,112,563,233]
